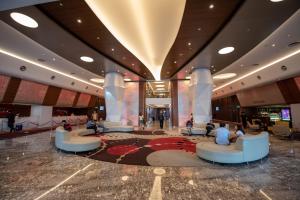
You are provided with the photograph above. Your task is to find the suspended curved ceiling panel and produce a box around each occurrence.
[85,0,186,80]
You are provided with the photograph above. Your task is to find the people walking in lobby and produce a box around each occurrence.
[159,112,164,129]
[215,123,230,145]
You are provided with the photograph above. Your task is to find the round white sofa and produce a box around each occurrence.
[98,121,134,132]
[196,132,269,164]
[55,127,101,152]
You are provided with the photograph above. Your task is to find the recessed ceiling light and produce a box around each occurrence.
[185,76,191,79]
[59,2,63,6]
[270,0,284,2]
[197,27,201,31]
[96,36,100,40]
[111,48,115,51]
[10,12,38,28]
[218,47,235,54]
[124,78,131,81]
[213,73,237,80]
[80,56,94,62]
[272,43,276,47]
[211,65,214,68]
[209,4,214,9]
[90,78,104,83]
[174,61,177,63]
[52,57,56,61]
[240,64,244,67]
[77,19,82,23]
[187,42,191,46]
[131,63,135,66]
[156,85,165,87]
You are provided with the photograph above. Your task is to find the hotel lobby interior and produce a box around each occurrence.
[0,0,300,199]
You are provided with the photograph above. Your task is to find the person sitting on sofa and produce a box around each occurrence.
[62,120,72,131]
[205,122,215,136]
[86,118,97,133]
[230,124,245,143]
[215,122,230,145]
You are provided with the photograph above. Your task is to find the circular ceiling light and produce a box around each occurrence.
[213,73,237,79]
[80,56,94,62]
[90,78,104,83]
[10,12,38,28]
[218,47,235,55]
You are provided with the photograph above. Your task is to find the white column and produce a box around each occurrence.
[104,72,125,122]
[189,68,213,124]
[30,105,53,128]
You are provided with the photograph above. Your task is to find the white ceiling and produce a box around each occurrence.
[212,9,300,99]
[0,20,104,96]
[85,0,186,80]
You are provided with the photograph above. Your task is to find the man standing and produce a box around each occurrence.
[7,111,16,133]
[159,112,164,129]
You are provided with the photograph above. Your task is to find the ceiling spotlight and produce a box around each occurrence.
[124,78,131,81]
[71,82,75,86]
[209,4,214,9]
[197,27,201,31]
[19,66,26,71]
[213,73,237,79]
[272,43,276,47]
[111,48,115,51]
[218,47,235,54]
[90,78,104,83]
[59,2,63,6]
[50,75,55,80]
[77,19,82,23]
[187,42,192,46]
[185,76,191,79]
[174,61,177,63]
[131,63,135,66]
[211,65,214,68]
[240,64,244,67]
[80,56,94,62]
[10,12,38,28]
[96,36,100,40]
[270,0,284,2]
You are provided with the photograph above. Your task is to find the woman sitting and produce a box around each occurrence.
[86,118,97,133]
[230,124,245,143]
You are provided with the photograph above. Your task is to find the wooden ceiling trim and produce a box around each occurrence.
[163,0,245,79]
[72,92,81,107]
[43,85,62,106]
[1,77,21,104]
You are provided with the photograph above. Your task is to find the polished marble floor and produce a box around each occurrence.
[0,129,299,200]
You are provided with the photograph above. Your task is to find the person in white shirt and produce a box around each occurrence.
[139,113,145,130]
[215,123,230,145]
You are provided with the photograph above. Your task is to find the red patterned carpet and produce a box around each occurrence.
[79,136,197,166]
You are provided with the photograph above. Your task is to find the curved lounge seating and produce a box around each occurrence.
[196,132,269,164]
[181,127,206,135]
[99,121,134,132]
[55,127,100,152]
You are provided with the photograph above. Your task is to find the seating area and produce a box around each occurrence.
[196,132,269,164]
[55,127,101,152]
[98,121,134,132]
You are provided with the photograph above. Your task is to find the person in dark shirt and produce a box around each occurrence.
[205,122,215,136]
[7,111,15,133]
[159,113,164,129]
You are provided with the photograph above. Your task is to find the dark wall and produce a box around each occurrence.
[0,103,31,117]
[212,95,241,122]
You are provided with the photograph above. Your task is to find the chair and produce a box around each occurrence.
[272,125,292,138]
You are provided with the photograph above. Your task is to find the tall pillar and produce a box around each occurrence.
[190,68,213,124]
[104,72,125,122]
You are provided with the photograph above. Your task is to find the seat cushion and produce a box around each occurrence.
[196,142,243,163]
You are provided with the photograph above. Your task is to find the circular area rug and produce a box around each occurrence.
[78,136,204,166]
